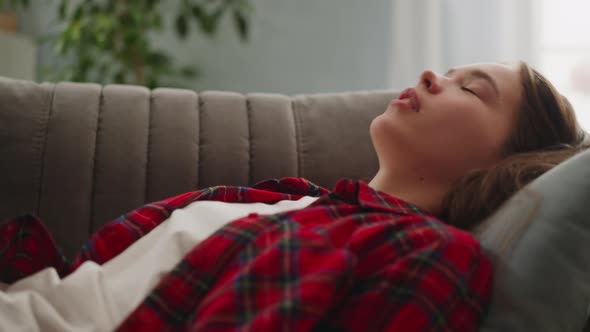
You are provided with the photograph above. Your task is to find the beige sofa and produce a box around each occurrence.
[0,77,391,258]
[1,76,589,331]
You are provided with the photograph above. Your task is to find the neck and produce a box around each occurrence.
[368,169,451,216]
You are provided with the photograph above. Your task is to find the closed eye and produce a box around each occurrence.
[461,87,478,96]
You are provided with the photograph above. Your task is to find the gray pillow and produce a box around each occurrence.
[476,148,590,332]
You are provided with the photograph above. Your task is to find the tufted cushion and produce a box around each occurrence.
[477,148,590,332]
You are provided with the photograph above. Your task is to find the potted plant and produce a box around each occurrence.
[0,0,28,34]
[47,0,253,88]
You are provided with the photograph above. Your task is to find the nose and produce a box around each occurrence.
[419,70,442,94]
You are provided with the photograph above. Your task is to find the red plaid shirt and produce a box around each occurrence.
[0,177,492,331]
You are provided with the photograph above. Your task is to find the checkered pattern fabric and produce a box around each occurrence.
[1,177,492,331]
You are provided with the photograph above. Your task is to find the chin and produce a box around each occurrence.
[370,112,406,141]
[370,115,403,153]
[369,114,390,145]
[371,113,428,159]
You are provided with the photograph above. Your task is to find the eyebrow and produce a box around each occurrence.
[445,68,500,97]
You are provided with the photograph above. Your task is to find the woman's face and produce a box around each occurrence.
[370,63,522,184]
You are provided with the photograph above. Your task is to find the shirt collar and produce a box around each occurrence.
[328,178,435,218]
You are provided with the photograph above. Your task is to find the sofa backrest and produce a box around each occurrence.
[2,76,590,331]
[0,77,393,257]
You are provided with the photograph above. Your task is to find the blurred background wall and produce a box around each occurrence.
[6,0,590,129]
[19,0,394,94]
[16,0,535,94]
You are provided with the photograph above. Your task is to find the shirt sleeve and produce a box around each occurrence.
[329,226,493,332]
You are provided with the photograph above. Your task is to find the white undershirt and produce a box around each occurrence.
[0,195,320,332]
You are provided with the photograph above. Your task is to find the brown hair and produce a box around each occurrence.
[440,61,589,229]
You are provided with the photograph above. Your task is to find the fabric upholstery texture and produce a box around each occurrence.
[476,148,590,332]
[1,76,589,331]
[0,77,391,257]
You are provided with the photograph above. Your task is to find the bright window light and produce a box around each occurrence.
[538,0,590,130]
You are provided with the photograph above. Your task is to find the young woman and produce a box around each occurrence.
[371,61,587,229]
[1,61,587,332]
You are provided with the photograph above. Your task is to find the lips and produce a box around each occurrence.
[392,88,420,112]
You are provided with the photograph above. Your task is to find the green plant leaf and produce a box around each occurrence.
[114,70,126,84]
[180,66,198,78]
[73,5,83,21]
[192,4,221,36]
[131,7,142,27]
[58,0,68,20]
[150,11,162,30]
[53,38,67,55]
[201,12,219,35]
[46,0,254,86]
[146,0,157,10]
[124,31,140,46]
[89,3,100,15]
[146,51,171,68]
[147,76,159,89]
[175,14,188,38]
[232,10,248,41]
[69,20,82,42]
[191,4,204,20]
